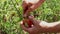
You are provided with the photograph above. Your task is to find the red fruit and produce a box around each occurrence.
[23,19,33,28]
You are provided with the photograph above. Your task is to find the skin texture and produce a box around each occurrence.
[22,0,45,28]
[20,16,41,34]
[20,16,60,34]
[22,0,45,17]
[21,0,60,34]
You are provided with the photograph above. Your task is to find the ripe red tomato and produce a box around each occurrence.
[23,19,33,28]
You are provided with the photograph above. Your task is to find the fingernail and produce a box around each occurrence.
[29,15,34,19]
[29,16,31,19]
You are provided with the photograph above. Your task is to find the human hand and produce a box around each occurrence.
[23,7,33,18]
[20,16,42,34]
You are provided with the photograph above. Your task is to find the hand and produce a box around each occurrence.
[20,16,42,34]
[22,1,28,10]
[23,7,33,18]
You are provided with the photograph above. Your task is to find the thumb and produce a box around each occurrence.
[28,15,34,19]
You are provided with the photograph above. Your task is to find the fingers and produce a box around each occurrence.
[23,13,28,18]
[23,12,32,18]
[28,16,40,27]
[22,1,28,9]
[28,15,34,19]
[20,21,29,32]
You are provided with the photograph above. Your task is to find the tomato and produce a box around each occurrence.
[23,19,33,28]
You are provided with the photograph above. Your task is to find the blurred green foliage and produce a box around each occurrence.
[0,0,60,34]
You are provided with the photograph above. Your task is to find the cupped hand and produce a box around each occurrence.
[20,16,43,34]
